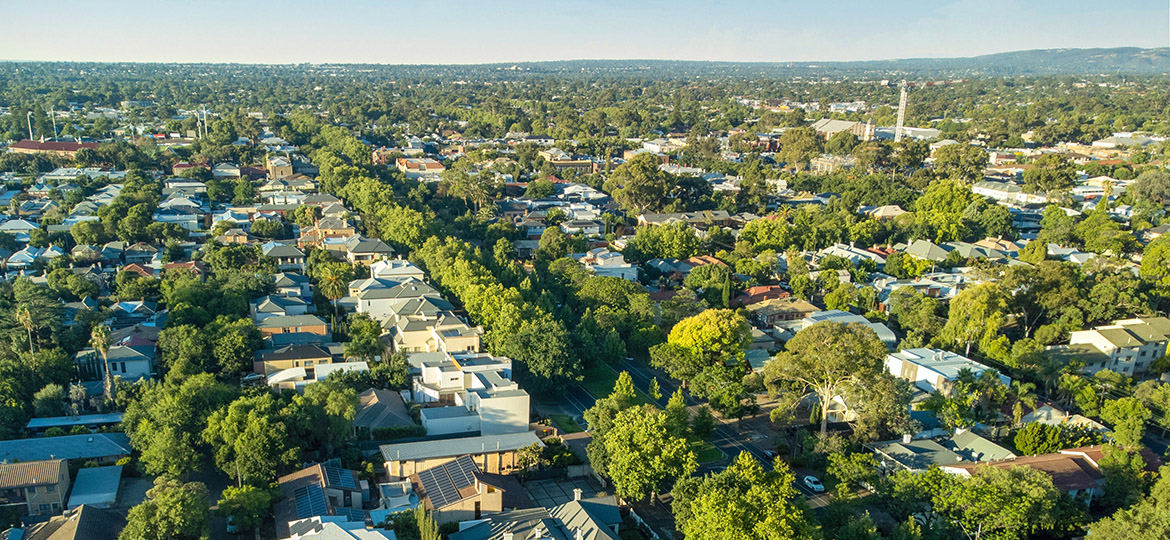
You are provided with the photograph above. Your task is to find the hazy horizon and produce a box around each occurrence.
[1,0,1167,65]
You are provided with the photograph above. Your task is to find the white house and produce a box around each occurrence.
[885,348,1011,393]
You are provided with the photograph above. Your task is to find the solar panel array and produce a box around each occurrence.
[417,456,480,509]
[324,464,357,489]
[334,506,367,521]
[293,485,328,519]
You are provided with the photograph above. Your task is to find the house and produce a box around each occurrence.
[163,261,208,279]
[351,278,444,321]
[109,300,157,329]
[899,239,949,262]
[381,431,544,477]
[1047,317,1170,377]
[885,348,1011,394]
[396,158,446,180]
[871,430,1015,473]
[251,295,312,321]
[256,315,330,341]
[449,494,622,540]
[370,259,426,282]
[267,155,294,178]
[411,455,506,523]
[745,297,820,326]
[779,310,897,349]
[385,302,481,354]
[281,516,395,540]
[122,243,159,265]
[941,446,1160,502]
[274,272,312,298]
[255,344,334,381]
[575,249,636,281]
[263,242,307,272]
[732,285,790,307]
[275,462,367,538]
[0,459,70,517]
[410,352,527,436]
[354,388,417,433]
[65,466,121,510]
[0,433,131,464]
[8,140,98,158]
[637,210,735,229]
[212,162,241,179]
[25,413,124,435]
[345,235,395,266]
[559,220,602,236]
[811,118,874,141]
[0,218,40,242]
[5,504,126,540]
[74,345,155,382]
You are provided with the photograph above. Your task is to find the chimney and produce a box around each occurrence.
[573,488,582,501]
[902,433,912,444]
[503,532,513,540]
[575,528,584,540]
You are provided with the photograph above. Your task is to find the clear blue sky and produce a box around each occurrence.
[1,0,1166,64]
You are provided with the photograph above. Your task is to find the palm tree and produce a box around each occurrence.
[15,305,34,353]
[91,325,112,402]
[1010,381,1039,427]
[317,263,349,335]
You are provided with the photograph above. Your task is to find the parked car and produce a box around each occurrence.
[803,475,825,493]
[763,450,777,461]
[226,515,240,535]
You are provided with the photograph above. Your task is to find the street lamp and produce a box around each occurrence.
[26,111,34,140]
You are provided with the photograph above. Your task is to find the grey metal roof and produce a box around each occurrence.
[0,433,131,463]
[380,432,542,462]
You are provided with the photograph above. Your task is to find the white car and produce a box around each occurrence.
[803,475,825,493]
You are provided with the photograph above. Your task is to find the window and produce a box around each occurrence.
[120,362,127,373]
[27,487,36,496]
[39,504,49,511]
[46,484,55,493]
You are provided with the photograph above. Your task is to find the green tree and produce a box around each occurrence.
[316,262,352,332]
[939,283,1010,357]
[691,404,716,440]
[663,388,691,438]
[931,143,988,182]
[216,485,272,533]
[603,407,697,502]
[764,321,887,435]
[202,394,299,486]
[496,316,580,395]
[119,478,210,540]
[931,465,1085,540]
[603,152,674,214]
[667,309,751,363]
[828,452,880,500]
[1101,397,1152,447]
[32,383,65,417]
[673,452,819,540]
[1088,464,1170,539]
[779,127,822,169]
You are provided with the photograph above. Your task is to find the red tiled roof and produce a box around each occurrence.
[11,140,98,152]
[685,255,728,267]
[0,459,64,489]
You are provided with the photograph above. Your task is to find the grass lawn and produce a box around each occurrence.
[581,363,657,407]
[691,440,725,463]
[550,414,583,434]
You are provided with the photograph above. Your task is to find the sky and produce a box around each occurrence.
[1,0,1167,64]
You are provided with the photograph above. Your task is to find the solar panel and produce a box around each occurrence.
[293,485,329,519]
[419,467,460,508]
[324,464,357,489]
[448,456,478,489]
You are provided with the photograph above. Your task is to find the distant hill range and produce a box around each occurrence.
[6,47,1170,79]
[486,48,1170,78]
